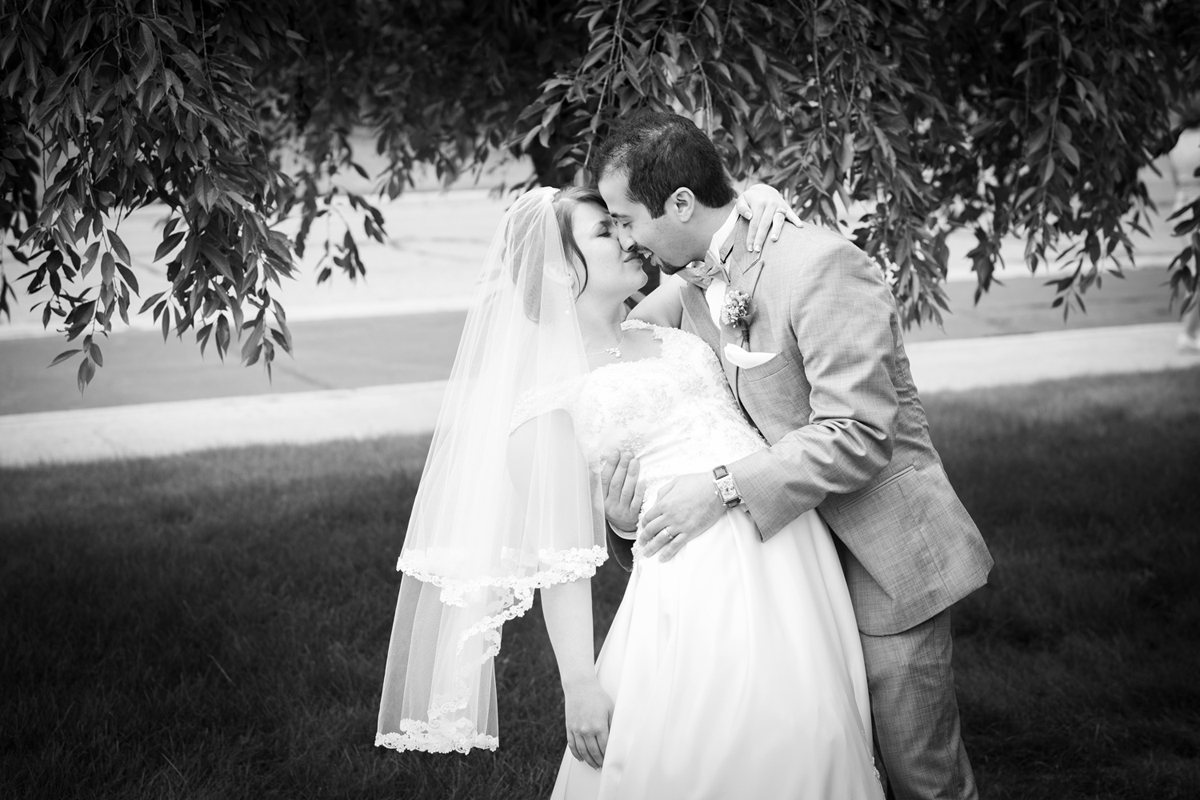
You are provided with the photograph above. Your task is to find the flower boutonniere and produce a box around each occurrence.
[719,289,754,330]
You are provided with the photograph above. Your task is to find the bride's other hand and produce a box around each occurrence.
[541,580,608,768]
[736,183,802,253]
[564,677,613,769]
[601,450,644,536]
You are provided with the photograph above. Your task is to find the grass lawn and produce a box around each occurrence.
[2,368,1199,799]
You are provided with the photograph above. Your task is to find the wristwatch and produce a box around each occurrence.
[712,465,742,508]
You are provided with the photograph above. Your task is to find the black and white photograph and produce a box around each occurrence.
[1,2,1198,798]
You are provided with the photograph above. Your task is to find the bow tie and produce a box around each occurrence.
[678,253,725,290]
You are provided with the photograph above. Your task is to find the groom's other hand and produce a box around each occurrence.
[639,472,725,561]
[601,450,643,536]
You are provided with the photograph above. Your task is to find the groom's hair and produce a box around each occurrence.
[591,111,735,218]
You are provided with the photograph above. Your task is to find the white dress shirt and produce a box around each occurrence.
[704,209,742,325]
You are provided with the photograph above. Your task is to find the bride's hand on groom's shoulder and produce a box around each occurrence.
[601,450,644,536]
[563,677,613,770]
[737,183,803,253]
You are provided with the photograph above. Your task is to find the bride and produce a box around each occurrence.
[376,185,884,799]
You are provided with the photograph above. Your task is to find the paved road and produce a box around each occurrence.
[4,322,1196,467]
[0,265,1182,415]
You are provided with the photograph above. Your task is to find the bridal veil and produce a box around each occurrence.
[376,187,607,753]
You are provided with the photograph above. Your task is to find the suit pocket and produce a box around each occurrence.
[823,466,935,601]
[836,464,917,513]
[738,351,793,381]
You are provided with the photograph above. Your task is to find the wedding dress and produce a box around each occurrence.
[519,319,884,800]
[375,188,881,798]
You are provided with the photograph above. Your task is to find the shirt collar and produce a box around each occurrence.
[707,208,741,270]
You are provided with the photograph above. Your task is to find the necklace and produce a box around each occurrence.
[586,330,625,358]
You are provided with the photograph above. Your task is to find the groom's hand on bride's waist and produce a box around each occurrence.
[639,473,725,561]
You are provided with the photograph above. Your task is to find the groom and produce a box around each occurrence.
[594,111,993,800]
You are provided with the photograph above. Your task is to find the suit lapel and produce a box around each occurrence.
[718,221,764,405]
[723,221,767,301]
[680,282,721,355]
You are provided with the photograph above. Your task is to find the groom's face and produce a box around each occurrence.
[598,170,693,270]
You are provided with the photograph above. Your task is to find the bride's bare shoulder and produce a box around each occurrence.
[628,273,685,329]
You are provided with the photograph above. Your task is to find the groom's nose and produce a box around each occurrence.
[617,229,638,253]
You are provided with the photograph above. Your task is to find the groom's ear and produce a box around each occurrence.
[669,188,696,223]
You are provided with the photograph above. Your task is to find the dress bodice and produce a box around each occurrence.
[556,320,766,509]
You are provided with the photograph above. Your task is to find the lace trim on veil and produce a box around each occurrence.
[376,545,606,754]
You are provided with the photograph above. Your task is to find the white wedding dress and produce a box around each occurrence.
[533,320,883,800]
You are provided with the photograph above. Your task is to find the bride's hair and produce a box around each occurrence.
[506,185,608,321]
[552,185,608,297]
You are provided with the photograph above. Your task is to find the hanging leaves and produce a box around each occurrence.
[509,0,1200,326]
[1,0,299,390]
[2,0,1198,395]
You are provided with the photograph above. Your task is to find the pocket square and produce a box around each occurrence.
[724,343,777,369]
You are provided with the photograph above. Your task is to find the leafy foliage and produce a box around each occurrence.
[1,0,1198,389]
[1,0,300,384]
[521,0,1200,325]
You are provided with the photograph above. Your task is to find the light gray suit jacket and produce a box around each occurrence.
[682,218,992,636]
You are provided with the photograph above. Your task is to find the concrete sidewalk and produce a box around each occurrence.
[2,322,1195,468]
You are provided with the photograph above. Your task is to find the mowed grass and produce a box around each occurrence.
[2,369,1198,800]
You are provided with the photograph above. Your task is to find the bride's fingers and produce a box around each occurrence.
[570,730,596,769]
[580,731,605,769]
[619,457,640,506]
[750,210,777,252]
[605,450,630,498]
[630,480,646,518]
[759,205,802,249]
[767,209,787,245]
[596,722,610,764]
[570,731,600,769]
[599,451,618,495]
[744,212,767,253]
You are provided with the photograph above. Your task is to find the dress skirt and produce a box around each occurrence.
[551,507,883,800]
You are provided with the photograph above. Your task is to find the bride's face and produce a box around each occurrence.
[570,202,648,301]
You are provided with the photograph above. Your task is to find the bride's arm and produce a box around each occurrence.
[507,414,613,770]
[541,581,613,769]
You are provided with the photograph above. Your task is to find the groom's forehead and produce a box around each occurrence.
[599,171,633,206]
[600,179,646,221]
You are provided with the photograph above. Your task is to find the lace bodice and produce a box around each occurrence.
[514,320,767,514]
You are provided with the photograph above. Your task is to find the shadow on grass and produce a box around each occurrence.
[2,369,1198,799]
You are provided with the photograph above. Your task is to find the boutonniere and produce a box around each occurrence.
[719,289,754,329]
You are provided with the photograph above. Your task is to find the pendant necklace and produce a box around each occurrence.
[587,330,625,359]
